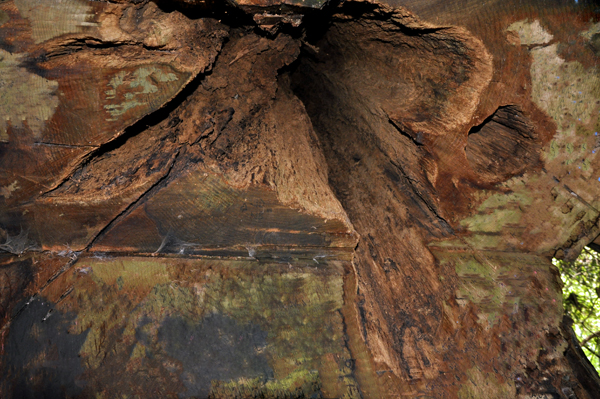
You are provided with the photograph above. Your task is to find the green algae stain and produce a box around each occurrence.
[202,271,344,352]
[454,256,509,326]
[576,124,592,137]
[516,20,600,166]
[531,45,598,129]
[511,19,600,218]
[438,251,533,328]
[1,180,20,199]
[193,269,357,398]
[0,10,9,27]
[0,50,59,140]
[73,283,137,369]
[581,21,600,42]
[582,158,591,171]
[464,234,502,250]
[460,191,531,234]
[64,258,355,398]
[104,66,180,121]
[548,140,560,160]
[456,258,494,278]
[90,259,170,291]
[458,367,515,399]
[506,19,553,45]
[429,235,501,251]
[134,67,178,89]
[211,370,322,399]
[73,259,174,369]
[435,247,563,332]
[14,0,95,44]
[477,191,532,211]
[105,71,127,100]
[133,282,198,320]
[462,209,522,233]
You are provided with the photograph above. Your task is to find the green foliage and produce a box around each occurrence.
[554,248,600,372]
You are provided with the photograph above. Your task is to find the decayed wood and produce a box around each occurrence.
[1,0,600,398]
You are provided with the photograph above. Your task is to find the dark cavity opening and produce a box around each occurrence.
[465,105,542,183]
[283,1,464,238]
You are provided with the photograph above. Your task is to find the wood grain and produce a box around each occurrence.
[1,0,600,398]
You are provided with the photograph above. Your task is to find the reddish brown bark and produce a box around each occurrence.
[1,0,600,398]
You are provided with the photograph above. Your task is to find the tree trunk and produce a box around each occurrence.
[1,0,600,397]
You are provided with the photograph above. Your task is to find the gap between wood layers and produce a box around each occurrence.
[5,2,600,397]
[0,0,515,347]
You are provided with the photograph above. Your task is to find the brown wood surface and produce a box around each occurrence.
[1,0,600,398]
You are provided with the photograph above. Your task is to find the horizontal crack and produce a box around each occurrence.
[0,146,184,332]
[0,36,228,330]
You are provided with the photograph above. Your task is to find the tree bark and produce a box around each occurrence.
[1,0,600,398]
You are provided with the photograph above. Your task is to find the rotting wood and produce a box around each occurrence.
[2,0,600,398]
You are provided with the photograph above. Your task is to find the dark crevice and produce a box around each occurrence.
[388,158,454,235]
[39,38,177,61]
[40,60,216,198]
[468,105,535,139]
[21,38,183,77]
[467,106,501,136]
[387,114,425,146]
[85,146,183,250]
[3,145,186,327]
[33,142,96,149]
[466,105,541,182]
[283,0,463,240]
[154,0,339,40]
[588,242,600,253]
[336,308,364,399]
[152,0,255,28]
[300,0,446,45]
[355,287,370,345]
[288,102,452,239]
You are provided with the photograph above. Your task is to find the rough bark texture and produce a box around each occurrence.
[1,0,600,398]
